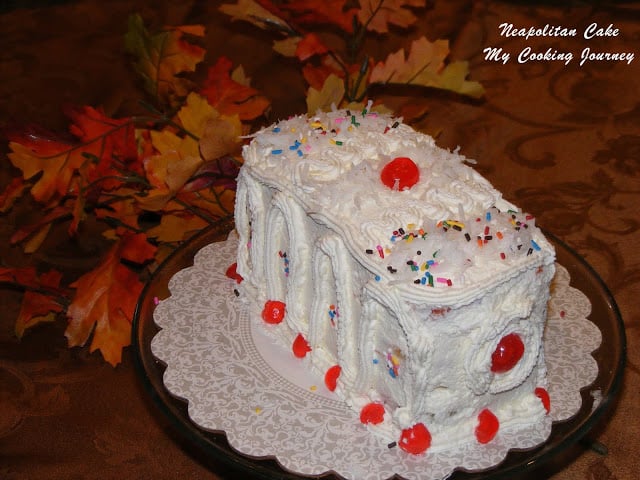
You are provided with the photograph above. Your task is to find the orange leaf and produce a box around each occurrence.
[219,0,293,33]
[0,266,40,288]
[279,0,358,33]
[200,57,270,121]
[175,185,236,220]
[136,93,218,211]
[124,14,206,107]
[95,189,142,237]
[15,270,65,338]
[358,0,426,34]
[7,107,136,205]
[65,233,157,366]
[145,212,209,243]
[199,116,243,161]
[10,206,69,245]
[302,55,345,90]
[273,37,300,57]
[7,134,87,205]
[0,177,28,213]
[65,105,139,189]
[295,33,329,61]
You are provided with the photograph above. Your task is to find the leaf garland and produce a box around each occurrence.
[1,15,267,366]
[1,4,483,365]
[218,0,484,110]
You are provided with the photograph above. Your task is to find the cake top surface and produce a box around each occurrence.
[242,106,554,298]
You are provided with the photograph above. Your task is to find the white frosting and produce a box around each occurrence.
[234,107,555,454]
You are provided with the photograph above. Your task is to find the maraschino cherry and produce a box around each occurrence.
[380,156,420,190]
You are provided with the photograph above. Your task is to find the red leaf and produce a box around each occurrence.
[0,266,41,288]
[65,105,139,189]
[199,57,270,121]
[0,177,28,213]
[65,233,157,366]
[7,107,137,205]
[279,0,358,33]
[295,33,329,61]
[10,206,69,245]
[16,270,65,338]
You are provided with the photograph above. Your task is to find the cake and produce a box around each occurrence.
[232,105,555,455]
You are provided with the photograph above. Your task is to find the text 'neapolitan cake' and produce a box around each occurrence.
[232,105,555,455]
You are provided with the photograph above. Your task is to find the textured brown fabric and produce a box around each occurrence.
[0,1,638,479]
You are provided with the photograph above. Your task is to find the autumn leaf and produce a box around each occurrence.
[369,37,485,98]
[199,116,243,161]
[15,270,65,338]
[9,206,69,246]
[306,73,345,113]
[183,156,241,192]
[219,0,294,34]
[177,186,236,219]
[200,57,270,121]
[0,266,67,338]
[145,212,209,243]
[95,188,144,238]
[65,105,139,190]
[65,233,157,366]
[302,54,346,90]
[7,108,137,206]
[358,0,426,34]
[0,266,41,289]
[124,13,206,107]
[135,92,226,211]
[7,131,89,206]
[278,0,358,33]
[273,37,300,57]
[295,33,329,61]
[0,178,28,213]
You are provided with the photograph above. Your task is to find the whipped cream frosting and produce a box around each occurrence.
[242,106,553,302]
[234,105,556,455]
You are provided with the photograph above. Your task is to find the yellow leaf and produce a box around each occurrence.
[231,65,251,86]
[23,223,52,254]
[220,0,291,32]
[437,61,486,99]
[370,37,449,84]
[370,37,484,98]
[199,115,243,161]
[358,0,426,34]
[273,37,300,57]
[177,92,220,139]
[306,74,345,113]
[146,212,209,243]
[124,14,206,106]
[139,149,202,211]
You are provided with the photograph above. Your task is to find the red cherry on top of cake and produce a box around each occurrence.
[490,332,525,373]
[380,156,420,190]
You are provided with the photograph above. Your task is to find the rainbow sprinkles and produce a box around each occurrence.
[234,105,556,456]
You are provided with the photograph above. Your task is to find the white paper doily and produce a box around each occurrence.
[150,235,601,480]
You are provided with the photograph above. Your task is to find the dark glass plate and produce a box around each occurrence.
[132,220,625,479]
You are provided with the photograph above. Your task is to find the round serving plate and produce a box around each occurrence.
[132,219,625,479]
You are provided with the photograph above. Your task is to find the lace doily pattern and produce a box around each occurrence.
[151,237,600,480]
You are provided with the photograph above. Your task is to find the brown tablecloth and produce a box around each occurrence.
[0,1,638,479]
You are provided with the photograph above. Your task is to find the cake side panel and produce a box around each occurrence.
[349,257,554,450]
